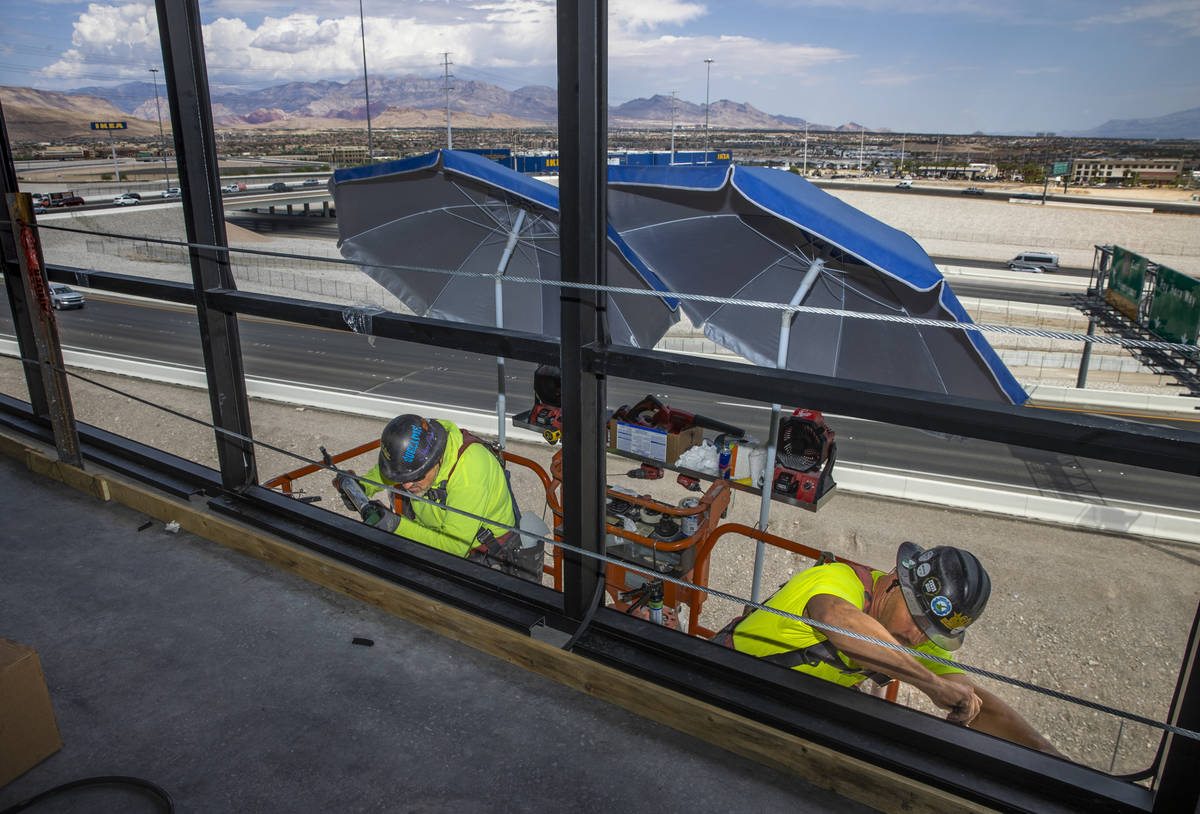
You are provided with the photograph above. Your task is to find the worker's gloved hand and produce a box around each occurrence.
[334,470,358,512]
[930,677,982,725]
[360,500,386,527]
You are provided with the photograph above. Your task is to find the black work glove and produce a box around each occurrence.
[360,500,386,526]
[333,470,358,512]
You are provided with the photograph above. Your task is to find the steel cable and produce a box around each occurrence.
[10,354,1200,744]
[15,219,1200,355]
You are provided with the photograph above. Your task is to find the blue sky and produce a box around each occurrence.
[1,0,1197,133]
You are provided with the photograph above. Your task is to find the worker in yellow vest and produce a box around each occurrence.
[726,542,1061,755]
[340,415,540,581]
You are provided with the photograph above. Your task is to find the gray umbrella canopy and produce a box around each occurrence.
[330,150,678,348]
[607,164,1027,404]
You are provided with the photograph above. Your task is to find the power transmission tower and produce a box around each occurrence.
[442,52,454,149]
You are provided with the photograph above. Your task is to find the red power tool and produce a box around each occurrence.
[771,409,837,505]
[613,395,744,437]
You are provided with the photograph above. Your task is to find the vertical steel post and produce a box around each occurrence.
[0,97,50,415]
[1152,602,1200,812]
[494,209,526,448]
[558,0,608,620]
[155,0,257,490]
[4,193,82,468]
[1075,318,1095,389]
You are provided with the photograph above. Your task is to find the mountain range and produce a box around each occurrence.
[2,75,1197,140]
[1067,107,1200,140]
[1,75,847,142]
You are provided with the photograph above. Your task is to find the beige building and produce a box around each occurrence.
[314,145,369,165]
[1071,157,1182,186]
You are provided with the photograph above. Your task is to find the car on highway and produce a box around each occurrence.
[122,192,142,200]
[33,205,48,215]
[52,196,85,207]
[49,283,85,310]
[302,178,321,186]
[113,194,140,206]
[895,180,913,189]
[268,182,290,192]
[1008,251,1060,273]
[1014,192,1037,199]
[962,187,986,196]
[221,183,242,193]
[161,187,181,198]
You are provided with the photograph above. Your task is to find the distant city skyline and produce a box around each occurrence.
[0,0,1197,134]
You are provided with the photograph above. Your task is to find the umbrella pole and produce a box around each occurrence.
[751,259,824,603]
[494,210,527,448]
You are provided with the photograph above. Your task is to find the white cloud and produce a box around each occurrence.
[34,0,853,96]
[1085,1,1200,37]
[249,15,343,54]
[39,3,160,82]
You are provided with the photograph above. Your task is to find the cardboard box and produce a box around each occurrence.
[608,421,703,465]
[0,639,62,789]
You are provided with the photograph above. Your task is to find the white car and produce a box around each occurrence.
[113,194,140,206]
[221,184,240,193]
[161,187,181,198]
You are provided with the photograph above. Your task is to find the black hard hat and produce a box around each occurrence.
[378,415,447,483]
[895,541,991,652]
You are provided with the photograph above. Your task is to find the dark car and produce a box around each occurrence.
[1014,192,1037,199]
[54,196,86,207]
[962,187,985,196]
[33,205,48,215]
[269,182,289,192]
[49,283,85,310]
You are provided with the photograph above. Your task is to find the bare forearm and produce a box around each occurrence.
[967,683,1064,756]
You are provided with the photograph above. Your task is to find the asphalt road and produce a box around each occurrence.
[3,294,1196,514]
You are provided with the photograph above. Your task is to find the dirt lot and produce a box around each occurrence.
[3,359,1197,779]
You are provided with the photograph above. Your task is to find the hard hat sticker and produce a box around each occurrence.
[922,577,940,595]
[943,612,973,630]
[916,563,931,578]
[930,596,952,617]
[918,550,935,563]
[901,558,916,569]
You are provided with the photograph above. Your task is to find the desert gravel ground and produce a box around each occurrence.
[2,360,1197,779]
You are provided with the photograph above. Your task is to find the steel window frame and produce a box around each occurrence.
[0,0,1196,808]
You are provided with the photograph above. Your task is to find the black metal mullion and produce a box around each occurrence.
[154,0,256,490]
[1152,602,1200,812]
[0,97,49,414]
[557,0,608,620]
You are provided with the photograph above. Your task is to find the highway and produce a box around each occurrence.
[2,293,1196,515]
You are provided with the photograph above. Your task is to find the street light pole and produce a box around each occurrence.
[703,58,713,165]
[148,67,170,188]
[802,121,808,176]
[359,0,374,162]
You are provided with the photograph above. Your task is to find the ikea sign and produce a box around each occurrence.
[90,121,128,130]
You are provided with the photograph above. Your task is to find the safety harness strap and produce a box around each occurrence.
[722,555,892,685]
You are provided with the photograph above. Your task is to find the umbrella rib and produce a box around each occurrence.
[619,213,738,235]
[823,270,909,314]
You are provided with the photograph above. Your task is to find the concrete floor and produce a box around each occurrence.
[0,452,876,814]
